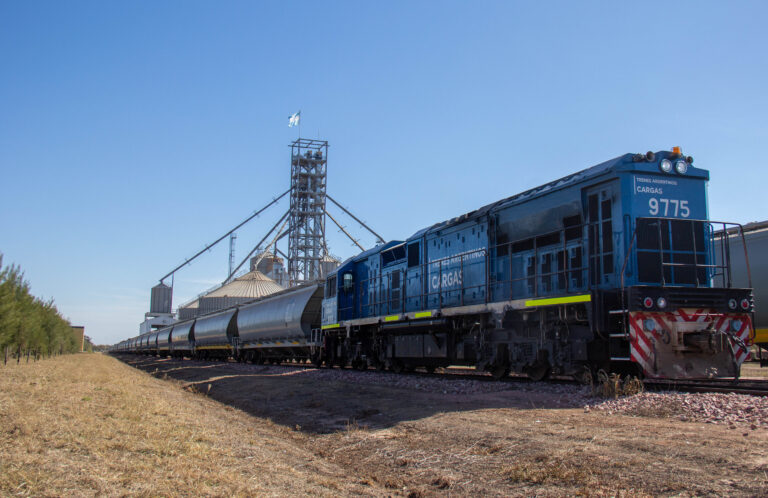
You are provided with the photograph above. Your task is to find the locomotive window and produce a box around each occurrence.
[536,232,560,247]
[601,198,612,220]
[343,273,354,291]
[586,192,613,286]
[512,238,534,253]
[391,271,401,309]
[327,276,337,297]
[602,253,613,275]
[602,221,613,252]
[588,194,599,221]
[382,245,406,265]
[563,215,582,241]
[636,219,660,249]
[541,253,552,292]
[407,243,420,268]
[526,256,536,294]
[556,250,567,290]
[636,219,706,285]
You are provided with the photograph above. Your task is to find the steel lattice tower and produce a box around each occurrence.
[288,138,328,286]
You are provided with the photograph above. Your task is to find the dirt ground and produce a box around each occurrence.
[116,355,768,497]
[3,354,767,496]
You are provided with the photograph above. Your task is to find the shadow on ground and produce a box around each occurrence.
[114,354,579,435]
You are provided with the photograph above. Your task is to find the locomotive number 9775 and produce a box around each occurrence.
[648,197,690,217]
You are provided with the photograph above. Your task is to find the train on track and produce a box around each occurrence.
[112,148,757,381]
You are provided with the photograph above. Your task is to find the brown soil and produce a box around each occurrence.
[120,355,768,497]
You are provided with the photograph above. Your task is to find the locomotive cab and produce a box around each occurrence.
[609,150,754,378]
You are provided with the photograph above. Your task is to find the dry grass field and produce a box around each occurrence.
[3,353,768,496]
[0,353,382,496]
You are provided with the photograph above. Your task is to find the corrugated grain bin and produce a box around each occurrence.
[150,283,173,314]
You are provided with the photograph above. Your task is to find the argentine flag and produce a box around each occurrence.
[288,111,301,127]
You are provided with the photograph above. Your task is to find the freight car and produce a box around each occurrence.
[715,221,768,364]
[113,284,324,364]
[112,148,755,381]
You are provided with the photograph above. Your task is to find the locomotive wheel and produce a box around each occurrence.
[527,361,550,382]
[490,363,510,380]
[311,352,323,368]
[576,365,593,386]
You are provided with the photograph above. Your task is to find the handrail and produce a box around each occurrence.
[620,217,751,291]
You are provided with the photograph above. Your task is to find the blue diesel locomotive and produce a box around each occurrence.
[319,148,755,380]
[112,148,756,381]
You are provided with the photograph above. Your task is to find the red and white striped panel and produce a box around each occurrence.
[628,309,753,377]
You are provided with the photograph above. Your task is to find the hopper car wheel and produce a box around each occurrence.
[375,361,385,371]
[424,365,436,374]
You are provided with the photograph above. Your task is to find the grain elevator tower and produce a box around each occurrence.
[287,139,328,286]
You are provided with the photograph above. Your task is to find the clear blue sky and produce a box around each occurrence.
[1,1,766,345]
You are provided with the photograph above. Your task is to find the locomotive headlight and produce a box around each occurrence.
[731,319,743,332]
[656,297,667,309]
[675,160,688,175]
[728,298,738,310]
[660,159,673,173]
[643,319,657,332]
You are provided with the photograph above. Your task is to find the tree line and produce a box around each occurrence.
[0,256,79,362]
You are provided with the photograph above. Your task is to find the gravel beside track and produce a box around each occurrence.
[587,391,768,429]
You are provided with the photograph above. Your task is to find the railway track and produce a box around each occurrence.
[644,378,768,397]
[122,354,768,396]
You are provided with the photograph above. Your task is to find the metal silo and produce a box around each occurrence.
[150,283,173,314]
